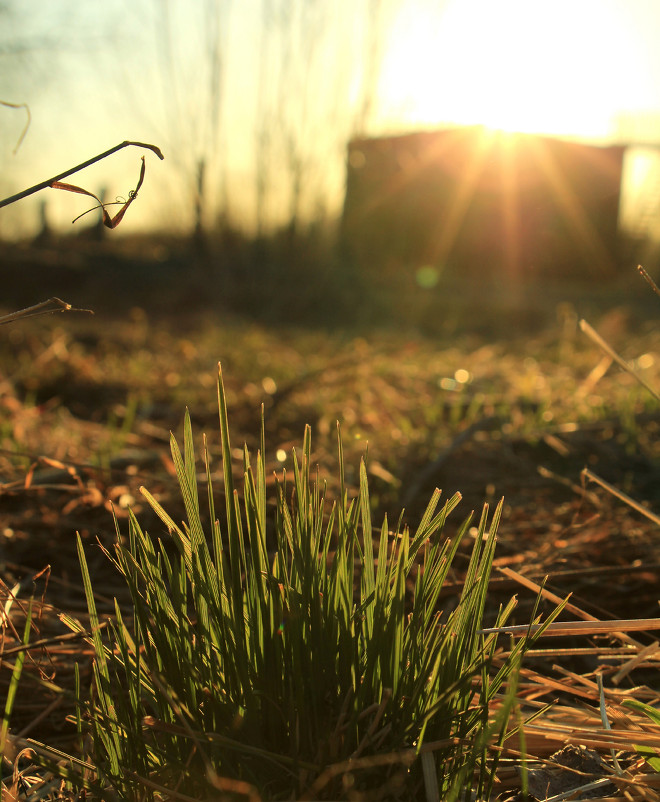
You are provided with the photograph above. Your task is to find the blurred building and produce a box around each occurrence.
[341,126,626,282]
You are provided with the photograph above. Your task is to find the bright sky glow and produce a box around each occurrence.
[376,0,658,140]
[3,0,660,238]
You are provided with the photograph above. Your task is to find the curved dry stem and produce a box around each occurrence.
[0,140,164,210]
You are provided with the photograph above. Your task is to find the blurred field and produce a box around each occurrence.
[2,241,660,769]
[2,243,660,592]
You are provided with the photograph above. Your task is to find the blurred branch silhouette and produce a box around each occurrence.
[0,99,31,154]
[253,0,385,241]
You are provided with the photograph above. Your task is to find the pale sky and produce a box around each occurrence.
[378,0,660,140]
[2,0,660,239]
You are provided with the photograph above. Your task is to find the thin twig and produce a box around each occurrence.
[0,298,93,326]
[582,467,660,527]
[537,464,601,506]
[481,618,660,638]
[494,566,642,646]
[579,318,660,403]
[0,140,164,209]
[638,264,660,299]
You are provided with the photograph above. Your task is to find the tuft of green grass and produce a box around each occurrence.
[60,364,559,801]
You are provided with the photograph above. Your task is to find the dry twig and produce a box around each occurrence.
[0,140,164,211]
[0,297,93,326]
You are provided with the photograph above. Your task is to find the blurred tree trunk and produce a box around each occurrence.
[353,0,385,136]
[151,0,228,242]
[253,0,388,242]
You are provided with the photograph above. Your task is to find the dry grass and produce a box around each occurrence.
[2,274,660,799]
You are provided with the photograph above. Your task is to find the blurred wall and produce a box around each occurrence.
[341,127,625,283]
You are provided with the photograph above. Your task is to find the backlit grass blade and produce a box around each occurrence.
[217,363,238,539]
[76,533,124,788]
[62,366,559,800]
[0,600,31,763]
[169,408,206,551]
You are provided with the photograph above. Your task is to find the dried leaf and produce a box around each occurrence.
[50,155,147,229]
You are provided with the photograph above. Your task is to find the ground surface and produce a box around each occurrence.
[2,245,660,797]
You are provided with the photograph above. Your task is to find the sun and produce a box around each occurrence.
[375,0,647,140]
[347,0,646,283]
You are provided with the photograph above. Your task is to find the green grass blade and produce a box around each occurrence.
[0,599,32,762]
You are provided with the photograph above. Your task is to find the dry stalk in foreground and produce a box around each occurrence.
[0,297,93,326]
[482,567,660,801]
